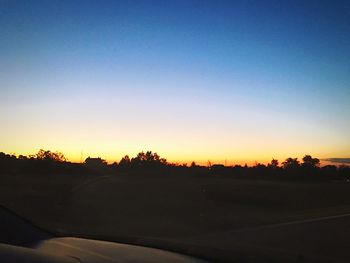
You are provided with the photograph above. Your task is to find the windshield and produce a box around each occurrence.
[1,1,350,262]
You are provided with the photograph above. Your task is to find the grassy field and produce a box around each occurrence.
[1,173,350,261]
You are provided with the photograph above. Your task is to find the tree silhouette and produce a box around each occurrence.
[130,151,167,167]
[282,157,300,169]
[35,149,66,162]
[268,158,279,168]
[119,155,131,167]
[302,155,320,168]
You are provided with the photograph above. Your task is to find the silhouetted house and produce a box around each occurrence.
[210,164,225,173]
[84,157,107,169]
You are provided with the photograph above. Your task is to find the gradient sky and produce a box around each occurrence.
[1,0,349,164]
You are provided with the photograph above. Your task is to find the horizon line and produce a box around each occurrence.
[2,150,350,167]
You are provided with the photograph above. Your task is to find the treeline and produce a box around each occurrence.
[0,150,349,180]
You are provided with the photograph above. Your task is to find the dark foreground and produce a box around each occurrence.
[0,173,349,262]
[0,207,206,263]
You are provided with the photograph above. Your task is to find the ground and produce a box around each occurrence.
[0,173,349,262]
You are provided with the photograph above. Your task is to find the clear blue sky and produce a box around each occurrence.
[1,0,349,164]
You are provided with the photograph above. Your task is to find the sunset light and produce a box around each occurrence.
[1,1,349,164]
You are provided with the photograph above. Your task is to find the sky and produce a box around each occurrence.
[0,0,349,165]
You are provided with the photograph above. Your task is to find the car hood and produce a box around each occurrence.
[0,237,207,263]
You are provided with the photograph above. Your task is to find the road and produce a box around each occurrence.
[172,212,350,262]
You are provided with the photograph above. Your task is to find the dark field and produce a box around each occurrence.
[1,173,350,262]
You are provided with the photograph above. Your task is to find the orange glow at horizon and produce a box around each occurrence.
[3,143,348,167]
